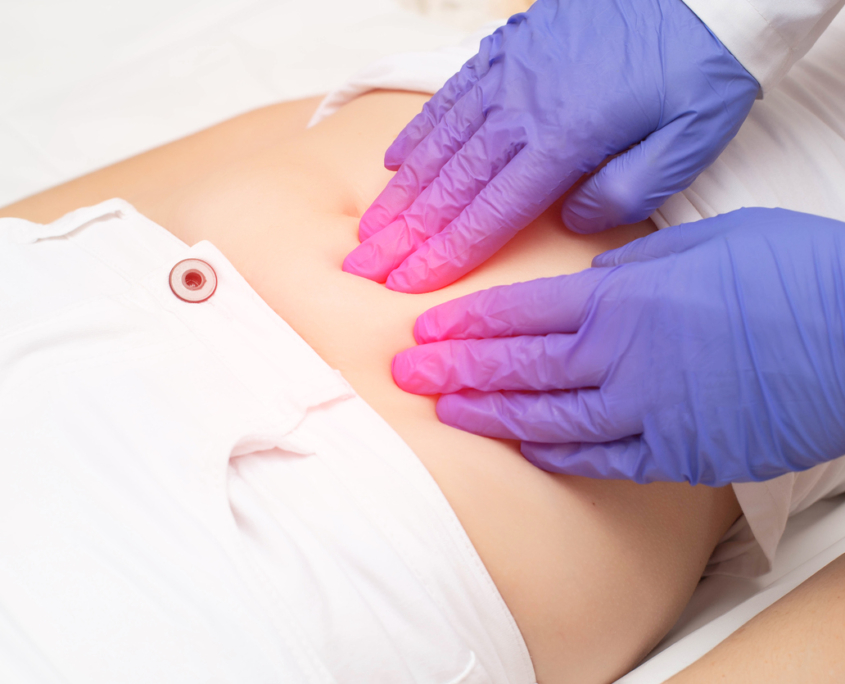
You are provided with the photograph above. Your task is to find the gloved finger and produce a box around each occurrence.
[385,151,555,293]
[392,333,606,395]
[590,208,765,267]
[435,388,637,443]
[412,270,606,344]
[520,438,664,484]
[358,85,487,242]
[347,116,515,281]
[561,117,709,235]
[383,39,498,170]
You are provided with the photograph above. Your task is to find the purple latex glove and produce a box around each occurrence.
[392,208,845,486]
[343,0,759,293]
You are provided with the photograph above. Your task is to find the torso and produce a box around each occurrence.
[1,91,741,683]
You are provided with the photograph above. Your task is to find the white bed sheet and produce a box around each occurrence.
[620,493,845,682]
[0,0,476,207]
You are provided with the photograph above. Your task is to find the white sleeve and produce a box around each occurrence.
[681,0,845,93]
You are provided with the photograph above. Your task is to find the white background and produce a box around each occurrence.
[0,0,488,206]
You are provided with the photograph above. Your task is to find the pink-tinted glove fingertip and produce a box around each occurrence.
[387,258,445,293]
[435,392,485,432]
[385,268,418,294]
[342,243,385,283]
[413,311,437,345]
[358,201,395,241]
[434,393,461,427]
[391,351,410,390]
[357,216,379,242]
[392,348,440,395]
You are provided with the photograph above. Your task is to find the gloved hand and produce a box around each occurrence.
[342,0,759,294]
[391,208,845,486]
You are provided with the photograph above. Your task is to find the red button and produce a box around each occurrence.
[169,259,217,303]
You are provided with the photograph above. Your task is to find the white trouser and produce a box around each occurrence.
[0,200,534,684]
